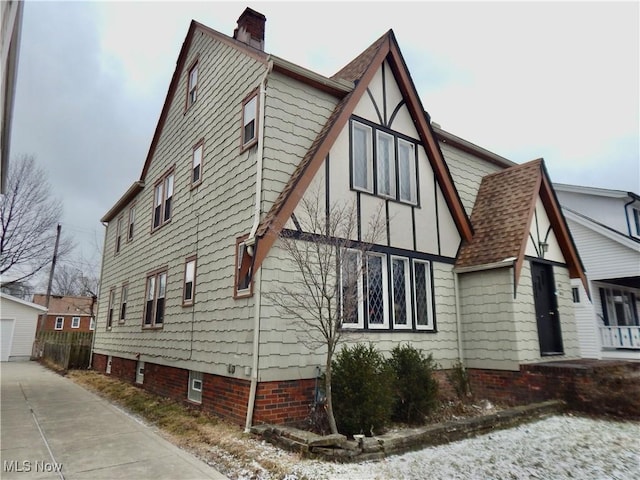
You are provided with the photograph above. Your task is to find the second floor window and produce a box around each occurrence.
[128,206,135,241]
[183,257,196,305]
[107,289,115,329]
[120,284,128,322]
[144,271,167,328]
[115,216,123,254]
[153,172,174,230]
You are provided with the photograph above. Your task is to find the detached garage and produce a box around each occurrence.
[1,293,47,361]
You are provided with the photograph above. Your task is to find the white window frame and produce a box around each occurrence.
[351,121,374,193]
[90,317,95,331]
[366,252,389,329]
[398,139,417,204]
[391,256,412,330]
[55,317,64,330]
[119,284,128,323]
[127,206,135,241]
[71,316,80,329]
[188,371,203,403]
[241,93,258,148]
[143,271,167,328]
[152,172,174,230]
[192,141,203,185]
[187,62,198,107]
[183,257,196,305]
[340,249,364,329]
[413,259,434,331]
[376,130,396,199]
[600,287,639,327]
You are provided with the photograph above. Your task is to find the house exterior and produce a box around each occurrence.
[1,292,47,361]
[92,8,588,428]
[32,294,96,333]
[554,184,640,360]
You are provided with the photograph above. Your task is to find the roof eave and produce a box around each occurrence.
[270,55,353,96]
[101,181,145,223]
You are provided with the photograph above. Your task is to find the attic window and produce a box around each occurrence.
[241,91,258,150]
[187,61,198,107]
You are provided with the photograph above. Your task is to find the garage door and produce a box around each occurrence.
[1,319,15,361]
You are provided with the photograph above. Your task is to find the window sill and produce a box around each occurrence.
[240,138,258,154]
[142,325,164,331]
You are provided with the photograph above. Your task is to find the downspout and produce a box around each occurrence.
[623,196,636,237]
[244,61,272,433]
[453,271,464,366]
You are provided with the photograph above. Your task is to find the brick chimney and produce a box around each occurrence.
[233,7,266,51]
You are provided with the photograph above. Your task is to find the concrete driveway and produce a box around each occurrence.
[1,361,227,479]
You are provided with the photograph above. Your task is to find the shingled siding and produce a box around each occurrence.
[93,30,268,378]
[261,71,339,214]
[440,142,504,216]
[258,242,463,383]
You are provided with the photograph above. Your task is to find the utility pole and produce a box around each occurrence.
[39,224,61,332]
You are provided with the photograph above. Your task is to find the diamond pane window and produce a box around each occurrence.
[366,254,388,328]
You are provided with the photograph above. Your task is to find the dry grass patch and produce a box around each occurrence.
[67,370,305,480]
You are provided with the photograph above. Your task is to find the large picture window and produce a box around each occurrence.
[144,270,167,328]
[350,118,418,204]
[340,249,435,332]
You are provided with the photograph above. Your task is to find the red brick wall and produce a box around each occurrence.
[93,353,107,372]
[143,362,189,400]
[111,356,136,383]
[38,314,94,333]
[252,379,316,425]
[202,375,250,425]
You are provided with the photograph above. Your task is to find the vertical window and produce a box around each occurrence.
[120,284,128,322]
[71,317,80,329]
[572,287,580,303]
[340,249,364,328]
[187,62,198,107]
[90,318,95,330]
[152,171,175,230]
[127,206,135,241]
[144,271,167,328]
[351,121,373,192]
[192,142,203,185]
[376,131,396,198]
[183,257,196,305]
[414,260,434,330]
[107,289,115,329]
[398,139,417,203]
[391,257,411,329]
[115,216,123,254]
[633,208,640,236]
[234,238,254,297]
[242,93,258,147]
[366,253,388,329]
[55,317,64,330]
[188,371,203,403]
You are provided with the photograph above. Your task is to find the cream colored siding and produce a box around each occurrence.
[525,197,564,263]
[459,268,520,371]
[436,184,460,258]
[262,71,338,213]
[414,147,439,253]
[94,30,268,377]
[441,142,504,215]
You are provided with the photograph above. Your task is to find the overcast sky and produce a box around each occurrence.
[11,0,639,269]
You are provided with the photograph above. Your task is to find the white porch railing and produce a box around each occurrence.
[600,326,640,349]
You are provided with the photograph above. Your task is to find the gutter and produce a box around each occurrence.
[244,62,271,432]
[453,257,517,274]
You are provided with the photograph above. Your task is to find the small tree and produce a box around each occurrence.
[266,186,383,434]
[1,155,72,287]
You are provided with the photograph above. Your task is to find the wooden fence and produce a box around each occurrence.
[32,331,93,371]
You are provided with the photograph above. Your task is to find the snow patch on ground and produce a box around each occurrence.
[281,415,639,480]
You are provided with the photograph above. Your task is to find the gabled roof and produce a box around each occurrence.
[554,183,640,201]
[253,30,473,269]
[1,292,47,312]
[455,159,589,295]
[563,207,640,250]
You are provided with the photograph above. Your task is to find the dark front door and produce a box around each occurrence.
[531,262,564,355]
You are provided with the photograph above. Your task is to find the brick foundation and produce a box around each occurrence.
[90,354,317,426]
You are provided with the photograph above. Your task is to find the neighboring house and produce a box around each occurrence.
[1,0,24,193]
[1,292,47,361]
[32,294,96,333]
[554,184,640,360]
[93,8,588,428]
